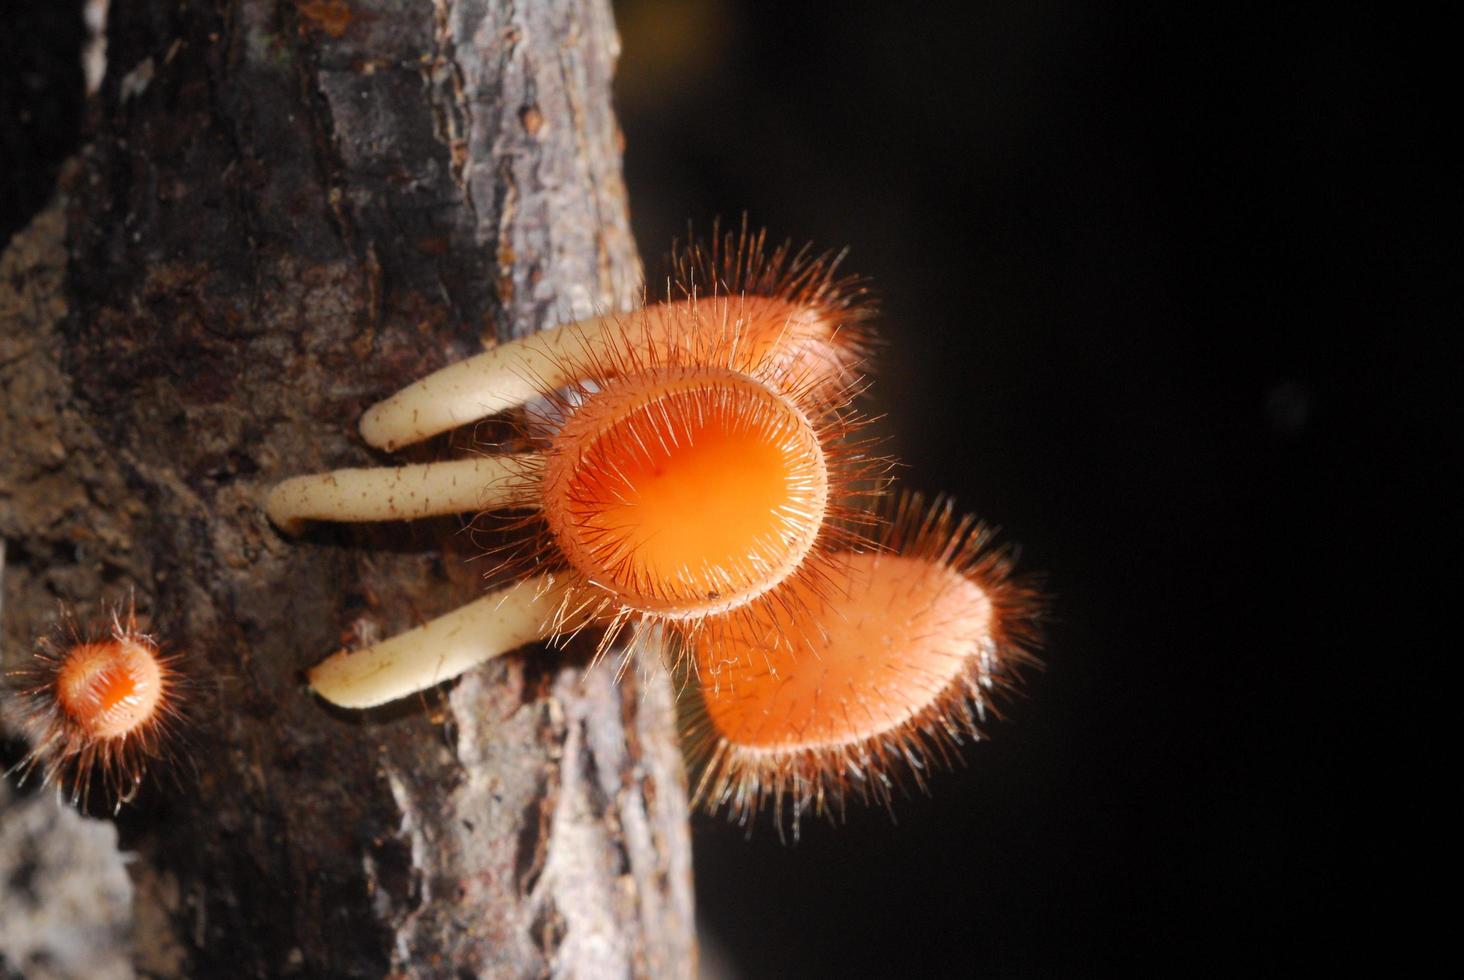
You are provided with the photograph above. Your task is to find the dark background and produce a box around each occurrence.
[613,2,1450,976]
[3,1,1449,976]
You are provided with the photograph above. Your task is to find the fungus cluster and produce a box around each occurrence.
[265,226,1041,827]
[1,228,1037,824]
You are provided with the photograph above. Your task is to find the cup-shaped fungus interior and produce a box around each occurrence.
[695,552,994,751]
[54,639,165,740]
[542,366,829,620]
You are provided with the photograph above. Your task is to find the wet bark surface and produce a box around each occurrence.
[1,1,693,976]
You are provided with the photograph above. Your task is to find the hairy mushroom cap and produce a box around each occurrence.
[681,493,1042,833]
[6,601,185,812]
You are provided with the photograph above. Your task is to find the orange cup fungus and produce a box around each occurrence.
[681,494,1042,832]
[537,362,833,622]
[6,601,184,812]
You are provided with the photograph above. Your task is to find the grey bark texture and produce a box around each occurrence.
[0,1,695,977]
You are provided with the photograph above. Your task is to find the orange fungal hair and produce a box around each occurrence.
[6,600,185,812]
[680,493,1042,834]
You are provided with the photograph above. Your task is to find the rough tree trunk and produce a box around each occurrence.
[0,1,694,977]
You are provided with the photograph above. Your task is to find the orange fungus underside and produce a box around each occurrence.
[546,370,827,618]
[698,553,994,751]
[54,639,164,740]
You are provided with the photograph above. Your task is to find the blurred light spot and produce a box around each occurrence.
[1266,380,1311,436]
[617,0,734,111]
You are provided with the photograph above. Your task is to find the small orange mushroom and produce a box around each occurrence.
[5,600,185,812]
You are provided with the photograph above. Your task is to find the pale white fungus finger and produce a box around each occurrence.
[306,576,580,709]
[359,314,623,451]
[264,455,539,534]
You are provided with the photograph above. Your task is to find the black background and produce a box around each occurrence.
[3,1,1450,976]
[614,2,1450,976]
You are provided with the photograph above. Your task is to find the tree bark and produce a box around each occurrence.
[0,1,694,977]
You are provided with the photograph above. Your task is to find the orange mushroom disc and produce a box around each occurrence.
[7,603,184,812]
[54,638,167,740]
[542,366,829,620]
